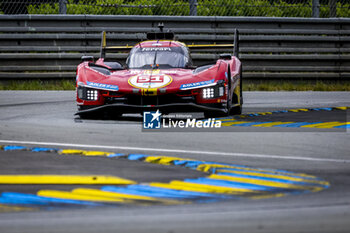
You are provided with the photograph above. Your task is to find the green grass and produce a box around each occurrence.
[1,80,350,91]
[243,81,350,91]
[23,0,350,18]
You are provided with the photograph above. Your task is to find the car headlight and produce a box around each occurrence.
[77,86,99,101]
[202,85,225,99]
[86,89,99,100]
[219,86,224,96]
[202,88,215,99]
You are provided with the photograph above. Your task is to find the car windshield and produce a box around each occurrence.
[127,47,188,69]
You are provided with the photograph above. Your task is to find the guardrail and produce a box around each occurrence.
[0,15,349,80]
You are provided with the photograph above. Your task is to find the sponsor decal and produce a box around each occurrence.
[143,110,221,130]
[86,81,119,91]
[129,70,142,74]
[141,47,171,52]
[143,70,160,75]
[163,70,178,74]
[128,74,172,89]
[180,79,215,90]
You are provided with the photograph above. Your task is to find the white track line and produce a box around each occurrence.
[0,139,349,163]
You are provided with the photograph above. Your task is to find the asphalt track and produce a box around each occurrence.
[0,91,350,233]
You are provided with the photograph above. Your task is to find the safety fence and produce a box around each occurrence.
[1,0,350,18]
[0,15,349,80]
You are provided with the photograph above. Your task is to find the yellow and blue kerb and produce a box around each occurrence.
[0,145,329,212]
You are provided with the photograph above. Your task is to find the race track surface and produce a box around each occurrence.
[0,91,349,233]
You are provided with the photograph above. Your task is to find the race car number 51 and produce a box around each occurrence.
[137,76,164,83]
[128,74,172,89]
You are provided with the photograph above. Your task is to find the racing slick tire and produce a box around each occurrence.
[229,72,243,115]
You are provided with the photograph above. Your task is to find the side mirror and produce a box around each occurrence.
[219,54,232,60]
[185,63,197,69]
[81,55,94,62]
[103,62,124,70]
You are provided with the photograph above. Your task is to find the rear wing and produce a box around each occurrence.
[186,29,239,58]
[100,31,133,58]
[99,29,239,59]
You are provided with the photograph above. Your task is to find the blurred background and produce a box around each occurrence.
[0,1,349,91]
[1,0,349,18]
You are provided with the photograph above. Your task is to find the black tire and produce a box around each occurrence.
[229,93,242,115]
[229,68,243,115]
[239,64,243,105]
[230,105,242,115]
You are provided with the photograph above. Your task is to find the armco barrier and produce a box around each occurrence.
[0,15,349,80]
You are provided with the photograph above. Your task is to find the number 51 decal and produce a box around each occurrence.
[137,75,164,83]
[129,74,173,89]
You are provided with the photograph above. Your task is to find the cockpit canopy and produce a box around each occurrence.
[127,46,192,69]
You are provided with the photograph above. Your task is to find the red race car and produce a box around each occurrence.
[76,25,242,118]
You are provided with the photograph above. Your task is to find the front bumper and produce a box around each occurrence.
[75,102,227,116]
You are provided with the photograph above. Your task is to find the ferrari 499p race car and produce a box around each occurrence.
[76,25,242,119]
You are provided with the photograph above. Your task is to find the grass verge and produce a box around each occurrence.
[0,80,350,91]
[244,80,350,91]
[0,80,75,90]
